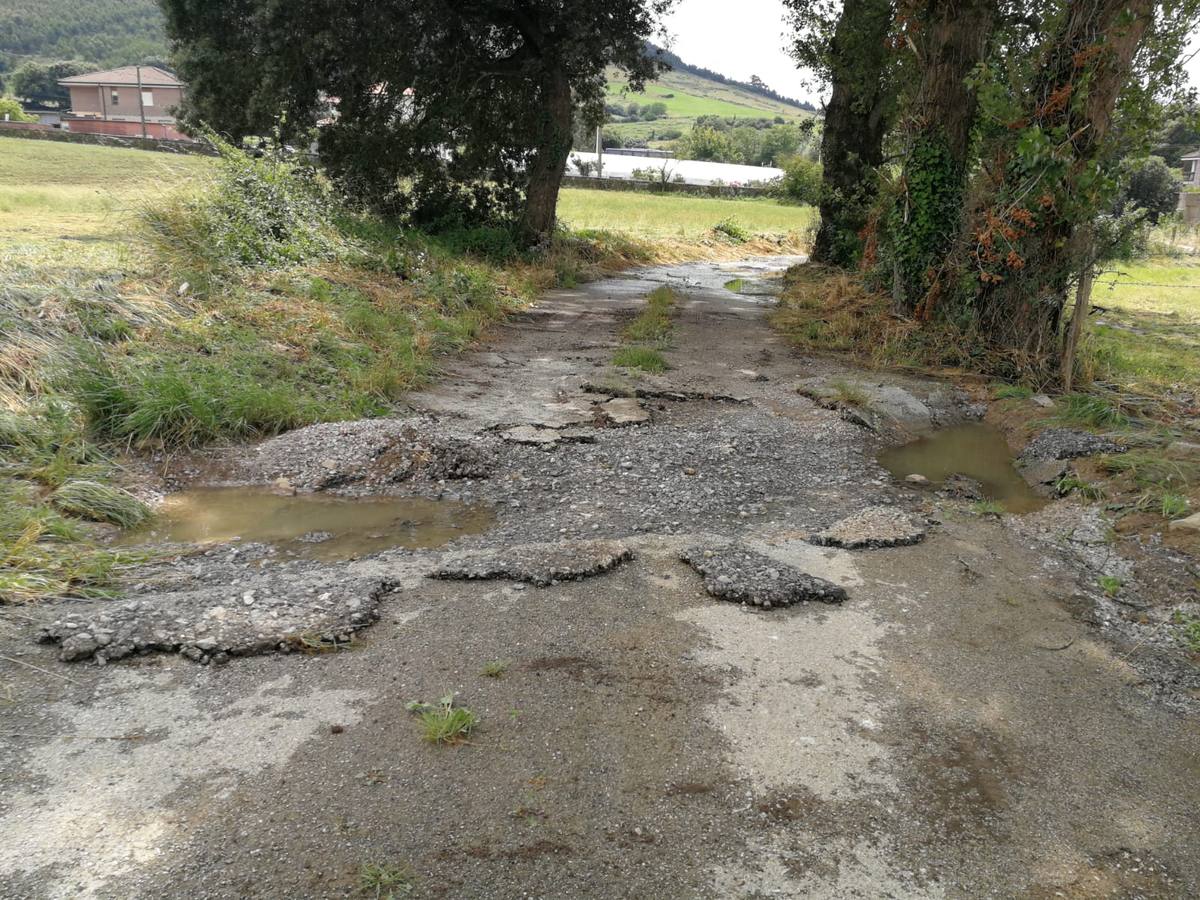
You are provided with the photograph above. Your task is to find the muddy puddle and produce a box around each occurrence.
[123,488,494,560]
[723,276,783,297]
[878,423,1045,513]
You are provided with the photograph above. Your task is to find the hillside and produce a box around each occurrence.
[604,63,816,146]
[0,0,166,68]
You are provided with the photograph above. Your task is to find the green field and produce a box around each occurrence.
[604,66,814,146]
[1087,257,1200,394]
[559,188,812,239]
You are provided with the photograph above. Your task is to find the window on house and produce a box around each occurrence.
[142,91,154,107]
[111,90,119,106]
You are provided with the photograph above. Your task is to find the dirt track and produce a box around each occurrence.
[2,257,1198,899]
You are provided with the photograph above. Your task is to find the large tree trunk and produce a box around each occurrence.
[519,65,573,243]
[813,0,894,268]
[972,0,1152,373]
[892,0,995,315]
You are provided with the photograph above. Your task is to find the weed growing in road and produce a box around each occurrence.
[407,693,478,744]
[1172,612,1200,653]
[480,660,510,678]
[358,862,415,898]
[623,286,678,345]
[1099,576,1123,597]
[613,346,668,373]
[1055,476,1106,501]
[1160,492,1190,519]
[829,378,869,408]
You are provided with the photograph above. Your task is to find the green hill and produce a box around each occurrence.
[604,61,816,146]
[0,0,167,68]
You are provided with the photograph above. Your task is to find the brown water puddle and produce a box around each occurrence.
[878,423,1045,513]
[123,488,494,560]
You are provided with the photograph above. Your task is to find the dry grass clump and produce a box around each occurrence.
[771,264,1015,375]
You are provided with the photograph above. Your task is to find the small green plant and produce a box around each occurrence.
[1160,492,1190,519]
[993,383,1033,400]
[613,346,667,373]
[1052,394,1129,429]
[1098,575,1123,597]
[50,480,152,528]
[480,659,509,678]
[1171,611,1200,653]
[829,378,869,407]
[358,862,415,899]
[1055,476,1106,501]
[971,500,1005,516]
[712,217,751,243]
[406,693,479,744]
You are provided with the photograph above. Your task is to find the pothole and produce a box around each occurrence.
[878,423,1045,513]
[122,487,495,560]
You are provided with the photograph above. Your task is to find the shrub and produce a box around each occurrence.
[0,98,36,123]
[713,217,751,243]
[141,132,341,275]
[1114,156,1182,225]
[781,156,822,206]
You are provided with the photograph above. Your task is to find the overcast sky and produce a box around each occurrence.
[664,0,1200,109]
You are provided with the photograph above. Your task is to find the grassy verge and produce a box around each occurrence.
[2,138,808,603]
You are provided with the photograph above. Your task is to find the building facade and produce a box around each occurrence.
[59,66,190,141]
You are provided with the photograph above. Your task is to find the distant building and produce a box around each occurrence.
[1182,148,1200,187]
[58,66,191,141]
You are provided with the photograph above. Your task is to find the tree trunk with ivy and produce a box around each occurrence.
[812,0,895,268]
[969,0,1153,373]
[889,0,995,316]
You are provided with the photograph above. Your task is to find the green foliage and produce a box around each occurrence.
[1114,156,1183,225]
[140,132,340,275]
[781,156,822,205]
[0,1,166,68]
[993,384,1033,400]
[50,479,150,528]
[677,126,737,162]
[7,59,91,107]
[1172,611,1200,653]
[406,694,479,744]
[358,863,415,899]
[623,286,677,344]
[480,660,510,678]
[0,98,35,122]
[1160,492,1190,519]
[1055,476,1106,501]
[971,500,1005,516]
[1052,394,1129,430]
[1098,575,1123,597]
[712,217,751,243]
[613,346,667,373]
[886,133,964,310]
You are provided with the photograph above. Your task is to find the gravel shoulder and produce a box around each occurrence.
[1,256,1197,900]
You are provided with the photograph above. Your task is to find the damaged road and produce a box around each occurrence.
[1,256,1198,899]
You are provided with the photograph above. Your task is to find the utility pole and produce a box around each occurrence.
[135,65,148,139]
[595,125,603,178]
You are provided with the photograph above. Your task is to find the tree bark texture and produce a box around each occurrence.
[519,65,573,242]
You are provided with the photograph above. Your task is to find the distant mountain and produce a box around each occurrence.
[0,0,167,69]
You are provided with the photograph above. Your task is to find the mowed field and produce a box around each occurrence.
[558,188,812,238]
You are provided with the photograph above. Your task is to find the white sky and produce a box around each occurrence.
[665,0,1200,109]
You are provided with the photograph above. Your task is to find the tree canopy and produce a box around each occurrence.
[162,0,674,242]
